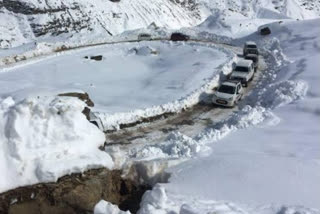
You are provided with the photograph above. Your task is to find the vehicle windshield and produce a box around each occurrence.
[247,44,257,48]
[217,85,235,94]
[235,66,249,72]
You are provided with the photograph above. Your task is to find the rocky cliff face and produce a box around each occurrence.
[0,0,204,48]
[0,168,151,214]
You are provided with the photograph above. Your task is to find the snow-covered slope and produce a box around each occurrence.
[1,0,320,49]
[0,0,203,48]
[198,0,320,19]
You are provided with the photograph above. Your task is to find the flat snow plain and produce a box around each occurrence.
[0,41,229,113]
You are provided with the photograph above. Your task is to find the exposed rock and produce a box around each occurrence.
[90,55,103,61]
[0,169,151,214]
[84,55,103,61]
[58,92,94,107]
[58,92,94,120]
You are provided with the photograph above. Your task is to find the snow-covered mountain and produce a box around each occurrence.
[0,0,203,48]
[1,0,320,49]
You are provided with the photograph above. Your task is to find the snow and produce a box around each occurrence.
[0,41,234,130]
[0,0,319,212]
[138,18,320,213]
[139,184,320,214]
[130,132,202,161]
[94,200,131,214]
[0,0,203,48]
[0,95,113,193]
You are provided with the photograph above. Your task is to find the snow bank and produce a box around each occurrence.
[94,200,130,214]
[0,96,113,193]
[258,80,308,108]
[139,184,320,214]
[130,132,204,161]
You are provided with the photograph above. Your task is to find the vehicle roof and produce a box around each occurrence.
[236,59,253,67]
[245,41,257,45]
[221,80,240,87]
[245,54,258,58]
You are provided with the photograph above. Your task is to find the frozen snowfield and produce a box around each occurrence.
[0,41,229,113]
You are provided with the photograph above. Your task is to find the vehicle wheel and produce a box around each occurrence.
[249,76,254,82]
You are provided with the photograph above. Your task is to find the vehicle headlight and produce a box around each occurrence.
[227,97,233,101]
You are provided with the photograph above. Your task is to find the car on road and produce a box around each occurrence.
[245,54,259,71]
[138,33,152,41]
[170,32,190,41]
[212,80,243,107]
[229,60,254,87]
[243,41,259,56]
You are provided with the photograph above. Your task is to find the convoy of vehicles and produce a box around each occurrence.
[213,41,259,107]
[137,33,260,108]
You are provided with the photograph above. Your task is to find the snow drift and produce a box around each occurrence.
[0,96,113,193]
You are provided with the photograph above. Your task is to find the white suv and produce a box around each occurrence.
[212,80,243,107]
[230,60,254,87]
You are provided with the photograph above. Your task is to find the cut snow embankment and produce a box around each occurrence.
[0,96,113,193]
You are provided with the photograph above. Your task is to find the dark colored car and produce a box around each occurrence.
[243,41,259,56]
[245,54,259,72]
[170,33,190,41]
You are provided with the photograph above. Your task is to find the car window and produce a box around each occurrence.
[247,45,257,48]
[218,85,235,94]
[235,66,249,72]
